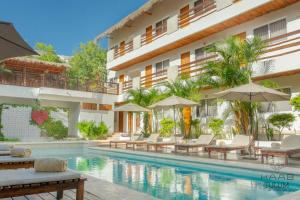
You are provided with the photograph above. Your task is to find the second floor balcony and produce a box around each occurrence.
[105,0,297,71]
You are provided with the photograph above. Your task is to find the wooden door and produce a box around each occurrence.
[119,74,124,83]
[183,107,191,137]
[128,112,133,134]
[119,41,125,56]
[181,52,190,77]
[180,5,190,28]
[145,65,152,88]
[119,112,124,132]
[235,32,246,41]
[146,25,153,44]
[136,113,140,130]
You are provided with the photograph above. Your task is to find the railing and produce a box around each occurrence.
[112,40,134,59]
[122,80,133,92]
[0,70,119,95]
[141,26,168,47]
[140,69,168,88]
[178,0,217,28]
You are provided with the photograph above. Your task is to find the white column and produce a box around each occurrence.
[167,65,179,82]
[133,35,141,50]
[216,0,233,11]
[107,49,114,62]
[68,102,81,137]
[167,14,178,34]
[132,76,141,89]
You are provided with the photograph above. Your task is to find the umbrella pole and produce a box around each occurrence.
[174,105,176,143]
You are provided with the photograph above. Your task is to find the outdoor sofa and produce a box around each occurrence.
[0,168,86,200]
[260,135,300,165]
[174,134,215,153]
[206,135,252,160]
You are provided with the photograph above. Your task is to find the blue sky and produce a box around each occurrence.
[0,0,147,56]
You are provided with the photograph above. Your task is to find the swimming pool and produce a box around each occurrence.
[32,147,300,200]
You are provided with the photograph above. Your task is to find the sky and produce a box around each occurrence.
[0,0,148,56]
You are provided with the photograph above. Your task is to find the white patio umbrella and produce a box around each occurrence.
[113,103,150,138]
[215,81,290,158]
[149,95,199,142]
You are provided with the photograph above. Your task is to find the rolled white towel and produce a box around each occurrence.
[10,147,31,157]
[0,144,13,151]
[34,158,67,172]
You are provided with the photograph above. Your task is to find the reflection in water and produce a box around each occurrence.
[65,155,299,200]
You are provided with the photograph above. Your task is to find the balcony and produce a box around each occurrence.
[106,0,297,71]
[0,70,119,95]
[119,28,300,93]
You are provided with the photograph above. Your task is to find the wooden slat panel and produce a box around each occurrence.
[119,112,124,132]
[128,112,133,134]
[119,41,125,56]
[146,25,153,44]
[145,65,152,88]
[98,104,112,111]
[82,103,97,110]
[181,52,191,77]
[180,5,190,28]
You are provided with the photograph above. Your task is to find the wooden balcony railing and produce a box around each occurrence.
[141,26,168,47]
[178,0,217,28]
[0,70,119,95]
[140,69,168,88]
[122,80,133,92]
[112,40,134,59]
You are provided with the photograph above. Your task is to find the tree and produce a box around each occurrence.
[126,88,165,137]
[164,76,201,137]
[198,36,265,136]
[290,94,300,111]
[268,113,295,140]
[208,118,224,139]
[69,41,107,84]
[35,42,63,63]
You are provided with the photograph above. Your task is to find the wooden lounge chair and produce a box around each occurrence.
[0,168,86,200]
[125,133,159,150]
[206,135,252,160]
[260,135,300,165]
[174,134,215,153]
[0,156,35,169]
[147,136,178,152]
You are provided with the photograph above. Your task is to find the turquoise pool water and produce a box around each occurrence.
[32,147,300,200]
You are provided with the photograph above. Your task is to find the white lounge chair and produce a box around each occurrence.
[174,134,215,153]
[147,135,180,152]
[0,168,85,199]
[206,135,252,160]
[125,133,160,150]
[109,133,140,148]
[0,144,13,156]
[260,135,300,165]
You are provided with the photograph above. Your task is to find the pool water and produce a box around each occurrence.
[32,148,300,200]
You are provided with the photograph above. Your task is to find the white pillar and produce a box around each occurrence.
[133,35,141,50]
[68,102,81,137]
[216,0,233,11]
[167,14,178,34]
[167,65,179,82]
[132,76,140,89]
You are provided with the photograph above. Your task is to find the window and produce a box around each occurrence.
[254,18,287,40]
[196,99,217,117]
[155,59,169,76]
[194,0,214,14]
[155,18,168,36]
[195,44,213,60]
[194,0,204,13]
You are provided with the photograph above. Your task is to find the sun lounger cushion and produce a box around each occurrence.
[34,158,67,172]
[0,168,81,187]
[11,147,31,157]
[0,156,34,163]
[281,135,300,148]
[147,134,159,142]
[197,135,214,145]
[0,151,10,156]
[231,135,251,147]
[0,144,13,151]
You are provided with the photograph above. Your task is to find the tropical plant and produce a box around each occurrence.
[77,120,108,140]
[198,36,265,136]
[164,76,201,137]
[40,118,68,140]
[190,119,202,139]
[208,118,224,139]
[35,42,63,63]
[267,113,295,140]
[126,88,166,137]
[159,118,175,137]
[290,94,300,111]
[69,41,107,85]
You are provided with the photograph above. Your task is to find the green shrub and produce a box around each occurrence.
[41,119,68,140]
[208,118,224,139]
[159,118,175,137]
[77,120,108,140]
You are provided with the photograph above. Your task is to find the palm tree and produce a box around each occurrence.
[198,36,265,135]
[126,87,166,136]
[164,76,201,138]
